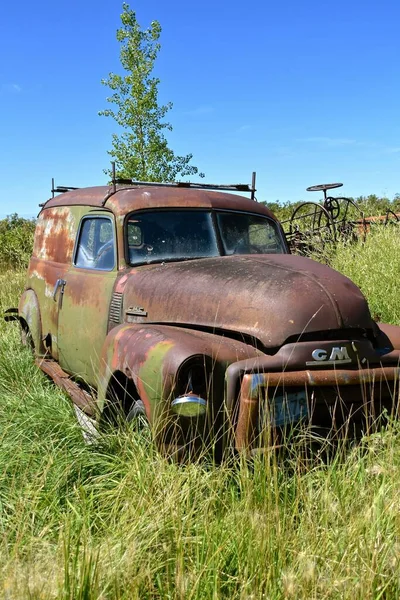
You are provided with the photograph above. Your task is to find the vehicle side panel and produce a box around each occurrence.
[58,268,117,386]
[23,206,86,359]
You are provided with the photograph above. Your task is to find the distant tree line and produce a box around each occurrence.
[266,194,400,223]
[0,214,36,269]
[1,194,399,270]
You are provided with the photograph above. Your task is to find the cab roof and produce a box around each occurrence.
[41,185,277,220]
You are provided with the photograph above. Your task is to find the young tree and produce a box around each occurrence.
[99,4,203,181]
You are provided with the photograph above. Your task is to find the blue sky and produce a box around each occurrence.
[1,0,399,217]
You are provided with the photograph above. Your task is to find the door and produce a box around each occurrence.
[56,214,118,388]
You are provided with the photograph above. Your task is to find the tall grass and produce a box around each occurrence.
[330,226,400,324]
[2,230,400,598]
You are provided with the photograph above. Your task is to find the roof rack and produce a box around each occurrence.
[111,163,257,200]
[41,166,257,210]
[51,178,79,198]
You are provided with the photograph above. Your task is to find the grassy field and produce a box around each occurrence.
[2,228,400,599]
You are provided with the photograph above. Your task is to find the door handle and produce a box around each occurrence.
[52,279,67,305]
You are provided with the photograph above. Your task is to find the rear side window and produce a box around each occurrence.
[74,217,115,270]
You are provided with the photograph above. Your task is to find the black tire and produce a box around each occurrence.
[126,399,149,430]
[20,322,34,353]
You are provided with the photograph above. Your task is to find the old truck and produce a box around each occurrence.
[6,177,400,457]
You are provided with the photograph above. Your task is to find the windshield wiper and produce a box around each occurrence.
[129,255,214,267]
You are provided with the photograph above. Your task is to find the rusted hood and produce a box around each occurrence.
[122,254,373,348]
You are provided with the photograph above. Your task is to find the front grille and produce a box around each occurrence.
[109,292,123,325]
[257,384,400,435]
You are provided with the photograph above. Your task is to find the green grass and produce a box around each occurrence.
[2,230,400,598]
[330,226,400,324]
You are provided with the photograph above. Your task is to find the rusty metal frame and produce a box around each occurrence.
[384,210,400,225]
[287,201,336,238]
[111,162,257,197]
[36,358,97,417]
[282,202,337,252]
[114,179,255,193]
[51,177,79,198]
[235,364,400,450]
[283,184,372,251]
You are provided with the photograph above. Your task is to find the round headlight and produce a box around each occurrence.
[171,394,207,417]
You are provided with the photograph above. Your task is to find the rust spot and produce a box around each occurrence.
[33,207,75,264]
[120,254,373,349]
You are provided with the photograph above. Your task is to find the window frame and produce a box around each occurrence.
[123,208,289,267]
[73,214,117,271]
[124,208,220,266]
[215,208,288,256]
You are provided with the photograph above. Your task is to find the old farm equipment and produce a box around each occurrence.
[282,182,400,255]
[282,183,367,254]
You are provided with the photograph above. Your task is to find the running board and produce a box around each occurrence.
[35,358,97,417]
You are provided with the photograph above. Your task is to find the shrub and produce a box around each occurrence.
[0,213,36,269]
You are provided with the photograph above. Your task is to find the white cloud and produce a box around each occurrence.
[1,83,22,94]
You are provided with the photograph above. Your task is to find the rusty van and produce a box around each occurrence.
[6,176,400,457]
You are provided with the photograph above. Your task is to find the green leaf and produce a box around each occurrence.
[99,4,203,182]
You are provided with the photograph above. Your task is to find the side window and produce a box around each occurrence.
[75,217,115,270]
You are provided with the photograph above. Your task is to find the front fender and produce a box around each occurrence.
[97,324,263,422]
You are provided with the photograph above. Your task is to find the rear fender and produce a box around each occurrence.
[18,289,45,355]
[97,324,263,425]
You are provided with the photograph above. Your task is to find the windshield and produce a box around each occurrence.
[126,210,286,266]
[216,212,285,255]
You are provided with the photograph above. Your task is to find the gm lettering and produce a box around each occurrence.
[306,346,352,366]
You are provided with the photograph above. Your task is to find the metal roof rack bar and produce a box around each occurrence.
[114,178,254,192]
[110,161,257,196]
[108,161,257,200]
[251,172,256,201]
[51,177,80,198]
[52,185,80,195]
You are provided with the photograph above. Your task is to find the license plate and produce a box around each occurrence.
[261,390,308,428]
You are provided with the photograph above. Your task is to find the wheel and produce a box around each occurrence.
[324,197,341,220]
[20,322,34,353]
[126,398,149,430]
[306,183,343,193]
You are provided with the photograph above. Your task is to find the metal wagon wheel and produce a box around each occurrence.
[284,201,337,256]
[324,196,366,242]
[384,210,400,226]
